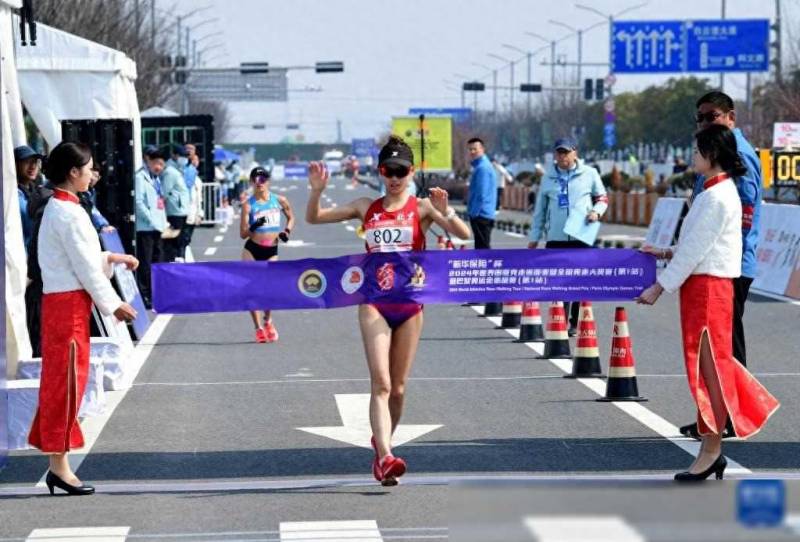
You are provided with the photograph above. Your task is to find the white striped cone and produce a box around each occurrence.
[539,302,571,359]
[565,302,603,378]
[516,302,544,342]
[598,307,647,402]
[498,301,523,329]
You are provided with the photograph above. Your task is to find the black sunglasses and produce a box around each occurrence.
[252,175,270,184]
[695,111,723,124]
[380,164,410,178]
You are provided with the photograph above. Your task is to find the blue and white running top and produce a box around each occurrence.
[248,193,282,234]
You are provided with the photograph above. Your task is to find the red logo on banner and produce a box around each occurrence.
[377,263,395,291]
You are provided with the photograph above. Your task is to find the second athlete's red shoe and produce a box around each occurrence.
[265,322,279,342]
[255,328,268,343]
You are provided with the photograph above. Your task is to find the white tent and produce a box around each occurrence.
[1,0,32,379]
[13,16,142,169]
[1,13,143,378]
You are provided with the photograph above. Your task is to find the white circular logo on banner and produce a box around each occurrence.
[341,266,365,294]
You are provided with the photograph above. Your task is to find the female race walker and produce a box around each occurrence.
[240,166,295,343]
[306,136,471,485]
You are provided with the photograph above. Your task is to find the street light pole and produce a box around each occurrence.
[488,53,513,113]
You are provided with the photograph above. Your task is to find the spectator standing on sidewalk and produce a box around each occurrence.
[15,145,44,250]
[162,144,191,262]
[528,137,608,336]
[466,138,497,249]
[492,157,513,211]
[135,146,168,308]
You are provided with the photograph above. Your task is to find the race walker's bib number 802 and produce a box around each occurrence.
[366,225,413,252]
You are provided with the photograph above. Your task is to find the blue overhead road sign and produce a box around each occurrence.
[686,20,770,72]
[611,19,770,74]
[612,21,684,73]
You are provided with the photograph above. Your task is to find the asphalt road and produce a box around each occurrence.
[1,178,798,541]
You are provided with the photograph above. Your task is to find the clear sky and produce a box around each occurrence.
[167,0,797,145]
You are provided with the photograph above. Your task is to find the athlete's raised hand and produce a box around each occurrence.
[308,161,330,192]
[428,187,449,215]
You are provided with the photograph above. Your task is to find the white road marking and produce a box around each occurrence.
[214,235,224,243]
[471,306,751,475]
[26,527,130,542]
[283,240,316,247]
[504,231,526,238]
[135,375,566,387]
[345,225,355,232]
[331,203,338,207]
[524,516,644,542]
[36,314,174,487]
[204,247,217,256]
[280,520,382,541]
[297,394,442,448]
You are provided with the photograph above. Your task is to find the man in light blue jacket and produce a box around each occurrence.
[528,137,608,334]
[135,146,168,307]
[162,144,191,262]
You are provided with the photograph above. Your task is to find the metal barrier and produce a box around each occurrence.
[201,182,221,225]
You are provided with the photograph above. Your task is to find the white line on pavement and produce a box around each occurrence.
[135,375,567,387]
[345,225,355,232]
[214,235,224,242]
[35,314,174,488]
[750,288,800,307]
[524,516,644,542]
[204,247,217,256]
[504,231,526,238]
[280,520,382,541]
[219,227,228,234]
[470,306,751,475]
[26,527,130,542]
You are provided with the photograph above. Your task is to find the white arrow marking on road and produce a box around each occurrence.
[283,239,315,247]
[298,394,442,448]
[525,516,644,542]
[280,520,382,541]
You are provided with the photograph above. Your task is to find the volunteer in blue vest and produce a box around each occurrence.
[677,90,763,440]
[135,145,168,309]
[527,137,608,336]
[466,138,497,249]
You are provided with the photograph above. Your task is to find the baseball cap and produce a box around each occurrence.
[378,136,414,168]
[145,145,168,160]
[169,144,189,157]
[14,145,43,162]
[553,137,577,151]
[250,166,271,180]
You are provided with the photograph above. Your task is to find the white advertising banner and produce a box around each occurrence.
[645,198,686,248]
[773,123,800,149]
[752,203,800,300]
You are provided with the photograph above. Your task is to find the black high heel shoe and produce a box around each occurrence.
[674,454,727,482]
[45,471,95,496]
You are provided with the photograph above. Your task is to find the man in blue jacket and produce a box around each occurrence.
[162,144,191,262]
[467,137,497,249]
[528,137,608,335]
[680,91,762,440]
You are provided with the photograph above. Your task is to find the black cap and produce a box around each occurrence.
[14,145,43,162]
[145,146,168,160]
[378,137,414,168]
[171,144,189,157]
[553,137,577,151]
[250,166,271,180]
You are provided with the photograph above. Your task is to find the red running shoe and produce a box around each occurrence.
[265,322,279,342]
[255,328,268,343]
[370,437,381,482]
[379,454,406,486]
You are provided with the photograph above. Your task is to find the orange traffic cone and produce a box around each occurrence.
[565,302,603,379]
[497,301,522,329]
[538,302,571,359]
[597,307,647,402]
[481,302,503,317]
[515,302,544,343]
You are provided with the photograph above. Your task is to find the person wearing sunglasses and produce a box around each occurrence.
[677,91,763,441]
[306,135,470,485]
[240,166,295,343]
[527,137,608,336]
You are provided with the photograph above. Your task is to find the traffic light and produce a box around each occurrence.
[462,81,486,92]
[584,78,593,101]
[595,79,604,101]
[240,62,270,74]
[316,61,344,73]
[175,55,187,68]
[519,83,542,92]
